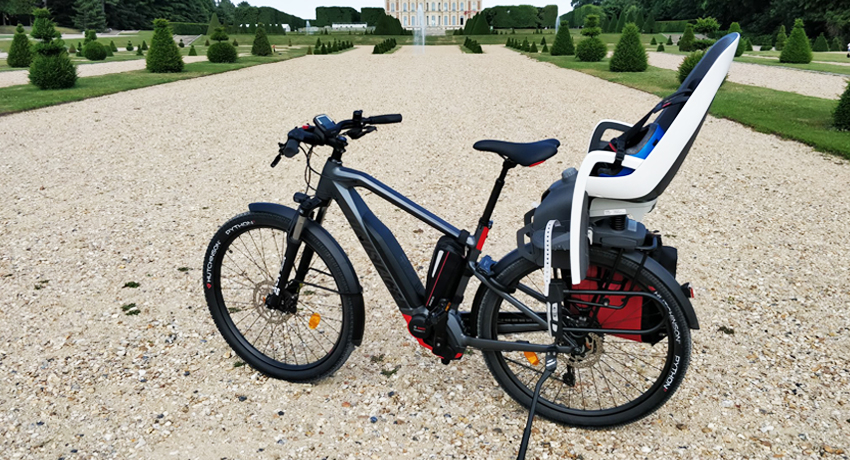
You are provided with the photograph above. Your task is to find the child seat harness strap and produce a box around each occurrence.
[602,89,693,175]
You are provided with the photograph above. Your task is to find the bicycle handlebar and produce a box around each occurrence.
[278,111,403,164]
[363,114,402,125]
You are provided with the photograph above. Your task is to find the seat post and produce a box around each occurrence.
[471,159,516,251]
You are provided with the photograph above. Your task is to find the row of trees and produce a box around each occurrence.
[478,5,558,29]
[566,0,848,45]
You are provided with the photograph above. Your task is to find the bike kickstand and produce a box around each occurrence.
[516,346,558,460]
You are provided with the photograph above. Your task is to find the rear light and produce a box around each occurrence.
[681,283,694,298]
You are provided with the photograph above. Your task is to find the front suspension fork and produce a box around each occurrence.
[265,203,328,310]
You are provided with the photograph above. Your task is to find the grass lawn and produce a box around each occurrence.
[0,49,306,115]
[524,50,849,158]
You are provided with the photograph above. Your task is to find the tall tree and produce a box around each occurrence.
[73,0,106,31]
[216,0,236,25]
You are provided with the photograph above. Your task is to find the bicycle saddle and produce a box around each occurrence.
[473,139,560,167]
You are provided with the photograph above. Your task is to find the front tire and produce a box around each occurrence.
[477,248,691,427]
[204,211,356,383]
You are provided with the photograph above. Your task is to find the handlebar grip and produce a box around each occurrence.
[366,114,402,125]
[282,138,300,158]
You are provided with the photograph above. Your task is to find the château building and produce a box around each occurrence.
[384,1,482,30]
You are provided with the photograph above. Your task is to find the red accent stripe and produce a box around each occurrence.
[608,142,617,152]
[476,227,490,251]
[424,255,448,308]
[529,160,544,167]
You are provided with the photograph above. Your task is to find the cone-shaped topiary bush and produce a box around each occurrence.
[551,22,574,55]
[232,39,239,47]
[812,33,829,52]
[7,24,33,68]
[831,37,842,51]
[307,46,313,55]
[530,42,538,53]
[68,45,76,54]
[780,19,812,63]
[188,44,197,56]
[147,18,184,72]
[744,38,753,51]
[136,46,143,56]
[728,22,745,56]
[110,40,117,52]
[834,82,850,131]
[650,37,657,45]
[252,24,272,56]
[657,43,665,52]
[775,25,787,51]
[678,50,705,83]
[576,15,607,62]
[321,43,327,54]
[141,40,148,51]
[84,40,107,60]
[207,12,222,36]
[678,24,695,52]
[104,44,114,57]
[542,43,548,53]
[127,41,134,51]
[666,35,673,45]
[610,23,647,72]
[205,39,210,46]
[208,27,237,63]
[541,37,546,46]
[28,9,77,89]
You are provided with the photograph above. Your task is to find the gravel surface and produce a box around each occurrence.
[648,51,849,99]
[1,44,849,459]
[0,56,209,88]
[742,53,850,68]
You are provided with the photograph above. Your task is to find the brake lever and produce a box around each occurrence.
[345,126,377,140]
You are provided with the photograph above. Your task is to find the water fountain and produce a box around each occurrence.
[554,14,559,34]
[414,4,426,54]
[306,20,312,35]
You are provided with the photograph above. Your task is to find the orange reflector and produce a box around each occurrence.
[524,351,540,366]
[308,313,321,329]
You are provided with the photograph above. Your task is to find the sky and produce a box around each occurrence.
[250,1,574,21]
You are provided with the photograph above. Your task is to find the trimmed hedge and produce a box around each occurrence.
[610,23,647,72]
[127,41,134,51]
[147,18,184,73]
[109,41,117,52]
[655,20,691,33]
[6,24,32,68]
[207,42,237,62]
[774,25,787,51]
[692,39,716,50]
[678,50,705,83]
[678,24,696,52]
[576,15,606,62]
[834,82,850,131]
[666,35,673,45]
[728,22,745,57]
[650,37,657,45]
[170,22,207,35]
[550,22,575,56]
[372,38,397,54]
[28,8,77,90]
[84,41,107,61]
[251,24,273,56]
[812,33,829,52]
[464,37,483,53]
[779,18,812,64]
[188,44,197,56]
[656,43,665,52]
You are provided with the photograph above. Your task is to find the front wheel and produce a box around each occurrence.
[477,248,691,428]
[203,211,357,382]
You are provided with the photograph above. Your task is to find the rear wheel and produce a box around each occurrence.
[204,211,356,382]
[477,248,691,427]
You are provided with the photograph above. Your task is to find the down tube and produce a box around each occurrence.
[330,183,425,317]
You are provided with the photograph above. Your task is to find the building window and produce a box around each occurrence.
[443,16,447,25]
[391,3,395,12]
[452,2,456,11]
[404,16,408,26]
[460,2,464,11]
[444,3,448,12]
[460,17,464,25]
[431,2,435,11]
[403,3,407,11]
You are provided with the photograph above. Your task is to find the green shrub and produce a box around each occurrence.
[760,44,772,51]
[136,47,143,56]
[745,38,753,51]
[831,37,842,51]
[178,39,185,48]
[728,22,745,56]
[321,43,327,54]
[775,25,787,51]
[76,48,82,56]
[109,40,117,52]
[207,42,237,62]
[694,17,720,36]
[812,33,829,52]
[207,12,222,37]
[650,37,657,45]
[678,24,696,52]
[147,18,184,73]
[666,35,673,45]
[188,44,197,56]
[205,39,210,46]
[84,41,107,60]
[232,39,239,47]
[252,23,272,56]
[610,23,647,72]
[576,37,607,61]
[834,82,850,131]
[141,40,148,51]
[530,42,538,53]
[780,19,812,64]
[104,44,114,57]
[28,9,77,90]
[127,41,134,51]
[541,37,546,46]
[7,24,33,68]
[83,30,96,46]
[68,45,76,54]
[550,22,574,55]
[542,43,548,53]
[656,43,665,52]
[307,46,313,55]
[692,39,716,50]
[678,50,705,83]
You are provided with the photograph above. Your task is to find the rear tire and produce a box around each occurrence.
[477,248,691,427]
[204,211,356,383]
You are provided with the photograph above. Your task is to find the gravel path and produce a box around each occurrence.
[648,51,849,99]
[1,44,849,459]
[743,53,850,68]
[0,56,209,88]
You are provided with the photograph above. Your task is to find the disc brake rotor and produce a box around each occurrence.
[252,280,291,325]
[566,333,603,368]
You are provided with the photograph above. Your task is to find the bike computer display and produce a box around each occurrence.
[313,114,335,132]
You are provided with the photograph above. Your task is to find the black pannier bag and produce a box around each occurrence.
[424,235,466,311]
